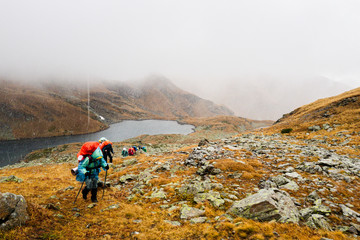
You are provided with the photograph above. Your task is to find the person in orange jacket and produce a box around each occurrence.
[99,137,114,163]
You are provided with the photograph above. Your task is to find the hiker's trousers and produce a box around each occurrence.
[85,177,98,189]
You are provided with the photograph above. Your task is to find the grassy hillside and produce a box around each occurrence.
[266,87,360,136]
[0,80,106,140]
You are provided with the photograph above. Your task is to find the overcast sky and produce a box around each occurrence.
[1,0,359,89]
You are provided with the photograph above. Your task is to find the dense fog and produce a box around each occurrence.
[1,0,359,119]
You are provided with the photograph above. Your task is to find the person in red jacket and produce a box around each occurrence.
[99,138,114,163]
[128,147,134,156]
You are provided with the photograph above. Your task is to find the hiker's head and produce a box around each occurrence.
[99,137,107,143]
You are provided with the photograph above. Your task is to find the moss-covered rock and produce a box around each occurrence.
[227,188,299,223]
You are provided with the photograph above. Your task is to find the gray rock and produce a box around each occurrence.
[296,162,322,174]
[87,203,97,208]
[317,159,340,167]
[228,173,243,179]
[64,186,74,191]
[350,223,360,234]
[0,175,23,183]
[45,203,60,210]
[308,125,321,131]
[340,204,360,218]
[155,162,172,172]
[178,180,212,196]
[258,180,277,189]
[198,139,209,147]
[0,192,29,230]
[306,190,321,203]
[164,220,181,226]
[180,205,205,220]
[122,158,138,167]
[227,188,299,223]
[119,174,138,184]
[138,171,155,184]
[194,191,225,208]
[284,172,302,180]
[281,181,299,191]
[196,163,221,176]
[306,214,332,231]
[53,214,64,219]
[190,217,207,224]
[150,188,167,199]
[271,175,290,186]
[322,124,331,130]
[101,204,120,212]
[347,225,359,235]
[300,205,331,220]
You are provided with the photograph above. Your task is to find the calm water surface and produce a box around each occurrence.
[0,120,194,167]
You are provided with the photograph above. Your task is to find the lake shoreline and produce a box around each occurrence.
[0,120,195,167]
[0,118,196,142]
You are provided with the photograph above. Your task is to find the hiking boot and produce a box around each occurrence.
[82,187,89,200]
[91,188,98,203]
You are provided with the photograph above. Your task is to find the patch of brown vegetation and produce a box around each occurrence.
[265,87,360,135]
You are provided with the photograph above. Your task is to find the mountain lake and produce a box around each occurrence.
[0,120,194,167]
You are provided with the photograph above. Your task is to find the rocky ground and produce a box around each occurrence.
[113,133,360,235]
[1,129,359,239]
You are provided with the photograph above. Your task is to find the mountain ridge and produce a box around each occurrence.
[0,77,238,140]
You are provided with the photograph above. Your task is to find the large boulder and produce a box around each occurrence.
[227,188,299,223]
[0,192,29,230]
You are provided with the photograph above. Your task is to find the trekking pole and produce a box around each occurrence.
[73,178,86,204]
[102,169,108,200]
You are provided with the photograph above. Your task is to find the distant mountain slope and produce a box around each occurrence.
[87,76,234,122]
[270,87,360,133]
[0,77,234,140]
[0,80,107,140]
[133,77,234,118]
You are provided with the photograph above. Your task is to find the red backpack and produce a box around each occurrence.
[77,141,100,162]
[128,148,134,156]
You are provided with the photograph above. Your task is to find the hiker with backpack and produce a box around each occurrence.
[71,141,100,175]
[128,147,135,156]
[99,137,114,163]
[132,145,138,153]
[75,146,109,203]
[121,147,128,157]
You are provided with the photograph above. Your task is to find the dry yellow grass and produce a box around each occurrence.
[262,87,360,135]
[0,148,353,240]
